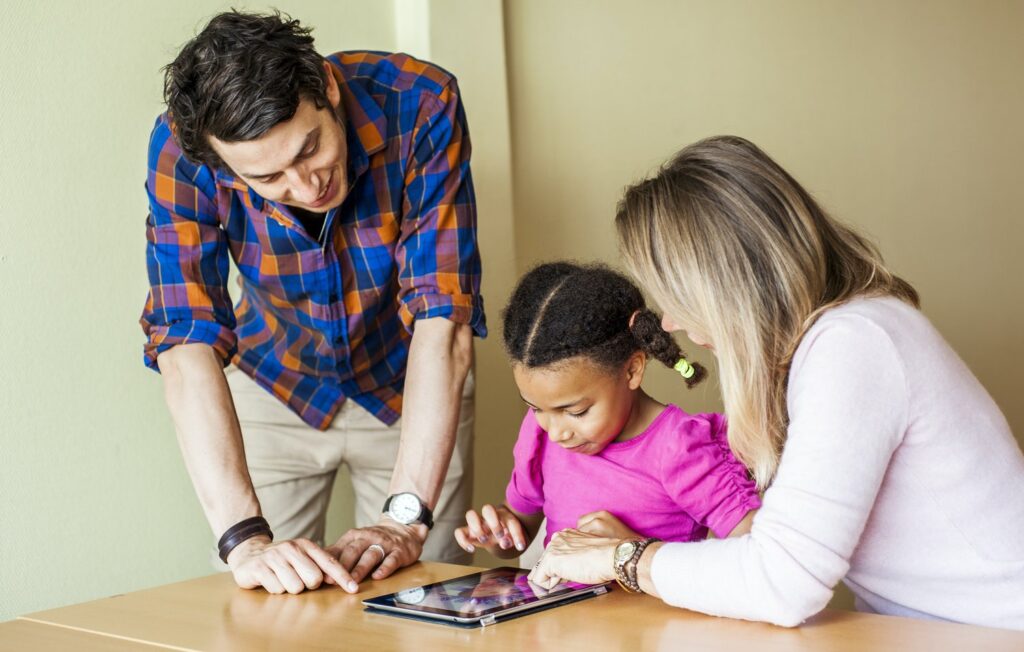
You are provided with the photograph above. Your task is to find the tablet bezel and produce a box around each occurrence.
[362,566,609,625]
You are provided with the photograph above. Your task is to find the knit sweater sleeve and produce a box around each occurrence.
[650,313,909,627]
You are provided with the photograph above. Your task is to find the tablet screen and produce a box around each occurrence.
[364,567,594,620]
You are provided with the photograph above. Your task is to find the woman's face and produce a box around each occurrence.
[661,313,714,351]
[512,355,643,456]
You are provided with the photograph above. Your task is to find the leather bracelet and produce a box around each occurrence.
[217,516,273,563]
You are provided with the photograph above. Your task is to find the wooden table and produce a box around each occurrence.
[7,562,1024,651]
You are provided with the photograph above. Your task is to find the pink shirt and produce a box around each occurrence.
[505,405,761,545]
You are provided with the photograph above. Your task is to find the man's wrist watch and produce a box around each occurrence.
[382,492,434,529]
[613,537,659,593]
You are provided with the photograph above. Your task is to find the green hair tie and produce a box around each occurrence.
[674,358,695,379]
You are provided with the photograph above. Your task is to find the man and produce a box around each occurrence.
[140,10,485,595]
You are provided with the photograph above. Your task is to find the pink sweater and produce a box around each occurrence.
[651,297,1024,629]
[505,406,761,545]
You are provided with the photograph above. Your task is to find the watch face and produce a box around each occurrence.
[615,541,638,563]
[389,493,422,524]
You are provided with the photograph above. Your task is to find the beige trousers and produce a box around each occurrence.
[217,366,474,567]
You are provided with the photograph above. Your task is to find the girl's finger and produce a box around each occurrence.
[481,504,510,548]
[465,509,492,543]
[480,504,506,536]
[454,528,476,553]
[504,516,528,552]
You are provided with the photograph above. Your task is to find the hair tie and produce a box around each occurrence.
[674,358,695,379]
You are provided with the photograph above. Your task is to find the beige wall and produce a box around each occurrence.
[504,0,1023,439]
[2,0,1021,623]
[503,0,1024,608]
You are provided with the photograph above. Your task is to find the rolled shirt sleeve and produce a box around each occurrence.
[395,78,486,336]
[139,116,237,370]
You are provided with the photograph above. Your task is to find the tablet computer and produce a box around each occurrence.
[362,566,610,627]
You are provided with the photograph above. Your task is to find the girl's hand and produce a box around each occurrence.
[455,504,528,554]
[576,510,640,540]
[528,528,619,589]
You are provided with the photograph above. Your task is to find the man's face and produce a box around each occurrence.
[209,65,349,212]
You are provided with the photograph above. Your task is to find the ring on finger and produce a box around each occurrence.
[367,543,386,563]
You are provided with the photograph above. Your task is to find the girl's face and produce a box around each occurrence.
[512,354,644,455]
[661,313,714,351]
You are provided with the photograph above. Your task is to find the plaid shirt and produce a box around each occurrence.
[141,51,486,429]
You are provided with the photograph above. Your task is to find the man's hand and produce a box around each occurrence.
[227,536,356,594]
[455,504,528,557]
[327,517,427,588]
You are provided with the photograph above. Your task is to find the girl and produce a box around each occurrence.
[454,262,761,561]
[530,136,1024,630]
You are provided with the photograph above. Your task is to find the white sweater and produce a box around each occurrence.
[651,297,1024,629]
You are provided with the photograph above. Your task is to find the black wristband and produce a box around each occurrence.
[217,516,273,563]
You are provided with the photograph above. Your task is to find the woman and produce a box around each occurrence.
[529,136,1024,630]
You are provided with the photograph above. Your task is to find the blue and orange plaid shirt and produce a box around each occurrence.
[141,52,486,430]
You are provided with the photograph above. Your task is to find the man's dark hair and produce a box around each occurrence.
[502,262,706,387]
[163,10,329,169]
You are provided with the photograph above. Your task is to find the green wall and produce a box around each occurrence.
[0,0,397,622]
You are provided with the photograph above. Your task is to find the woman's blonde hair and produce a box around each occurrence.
[615,136,918,488]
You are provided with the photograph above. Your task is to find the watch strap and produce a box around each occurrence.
[614,537,659,593]
[416,501,434,530]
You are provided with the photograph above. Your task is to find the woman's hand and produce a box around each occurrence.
[576,510,640,539]
[528,528,619,589]
[455,504,528,558]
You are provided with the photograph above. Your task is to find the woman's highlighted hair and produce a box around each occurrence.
[615,135,918,488]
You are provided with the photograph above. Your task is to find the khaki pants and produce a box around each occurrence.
[216,366,474,567]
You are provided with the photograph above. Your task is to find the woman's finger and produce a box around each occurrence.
[528,557,561,590]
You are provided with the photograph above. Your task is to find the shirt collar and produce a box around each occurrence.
[214,58,388,215]
[332,58,387,182]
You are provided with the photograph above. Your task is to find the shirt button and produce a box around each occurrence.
[329,293,339,303]
[334,335,344,345]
